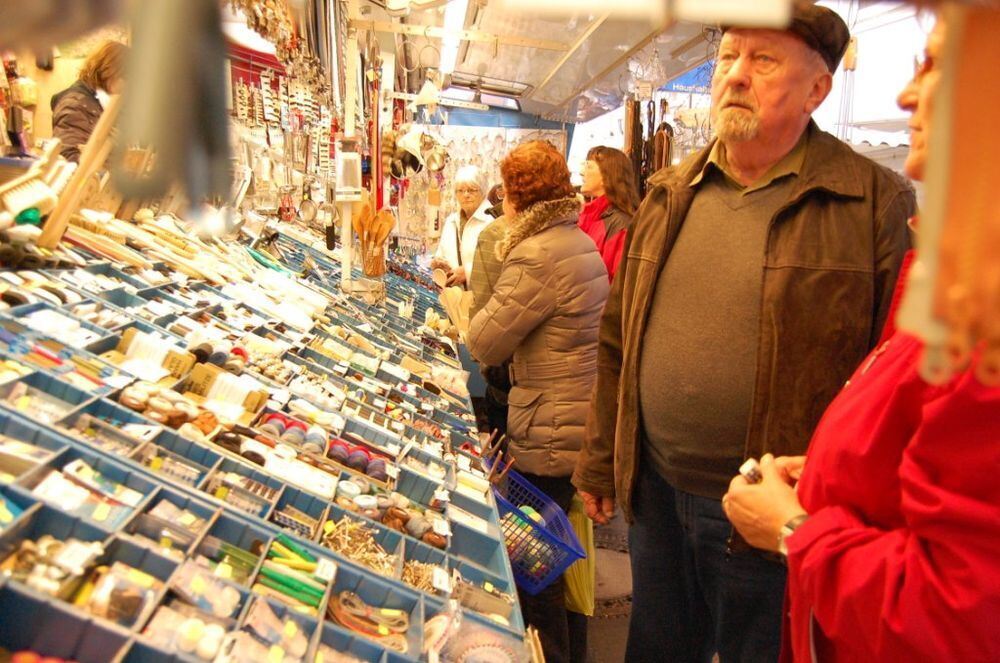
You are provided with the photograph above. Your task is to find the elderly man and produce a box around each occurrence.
[572,3,915,661]
[431,165,493,287]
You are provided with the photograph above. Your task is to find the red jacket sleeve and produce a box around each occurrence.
[787,374,1000,661]
[602,230,627,283]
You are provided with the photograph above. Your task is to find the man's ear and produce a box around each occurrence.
[804,71,833,115]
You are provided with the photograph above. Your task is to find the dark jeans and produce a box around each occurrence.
[517,473,588,663]
[626,462,787,663]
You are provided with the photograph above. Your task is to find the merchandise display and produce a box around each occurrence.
[0,217,522,661]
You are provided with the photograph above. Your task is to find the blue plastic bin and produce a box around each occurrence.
[490,465,585,595]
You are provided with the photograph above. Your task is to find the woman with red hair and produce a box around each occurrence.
[468,140,609,663]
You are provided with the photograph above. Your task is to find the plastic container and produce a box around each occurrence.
[316,619,391,661]
[489,466,585,595]
[0,582,131,663]
[327,564,422,657]
[269,485,330,540]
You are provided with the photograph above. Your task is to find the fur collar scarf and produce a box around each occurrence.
[498,197,581,261]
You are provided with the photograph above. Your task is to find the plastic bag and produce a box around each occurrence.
[563,494,595,616]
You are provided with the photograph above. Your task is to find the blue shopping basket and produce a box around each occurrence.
[490,463,586,595]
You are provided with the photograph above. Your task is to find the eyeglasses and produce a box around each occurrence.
[455,187,481,195]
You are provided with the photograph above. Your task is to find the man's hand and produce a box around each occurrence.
[579,490,615,525]
[446,266,467,286]
[723,454,807,552]
[430,258,451,271]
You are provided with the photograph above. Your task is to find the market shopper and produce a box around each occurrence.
[468,140,609,663]
[578,146,640,281]
[431,166,493,287]
[51,40,128,162]
[572,3,915,662]
[723,12,1000,662]
[468,209,511,436]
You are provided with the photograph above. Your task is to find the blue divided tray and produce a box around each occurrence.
[447,520,509,580]
[140,428,223,488]
[6,301,114,351]
[269,485,329,540]
[0,369,99,425]
[317,620,390,662]
[328,564,423,657]
[18,446,158,532]
[0,583,130,663]
[203,458,284,519]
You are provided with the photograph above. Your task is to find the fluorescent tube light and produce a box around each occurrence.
[439,0,470,74]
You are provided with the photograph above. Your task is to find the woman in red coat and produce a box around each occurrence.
[723,15,1000,662]
[578,146,640,281]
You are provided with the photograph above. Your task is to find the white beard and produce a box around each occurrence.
[714,107,761,142]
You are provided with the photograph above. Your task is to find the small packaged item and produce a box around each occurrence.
[0,535,104,600]
[3,382,75,424]
[242,597,309,659]
[82,561,163,627]
[144,601,232,660]
[148,499,207,534]
[172,560,244,618]
[62,458,144,507]
[126,515,192,561]
[194,535,259,586]
[32,470,132,526]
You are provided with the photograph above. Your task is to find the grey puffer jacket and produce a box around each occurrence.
[51,81,102,163]
[468,197,610,477]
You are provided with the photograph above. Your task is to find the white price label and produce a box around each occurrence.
[314,557,337,582]
[386,464,400,480]
[386,443,401,456]
[432,566,452,594]
[457,455,471,472]
[433,488,450,504]
[432,518,451,537]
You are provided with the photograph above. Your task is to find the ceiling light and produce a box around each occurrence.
[439,0,470,75]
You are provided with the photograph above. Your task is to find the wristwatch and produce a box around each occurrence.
[778,514,810,557]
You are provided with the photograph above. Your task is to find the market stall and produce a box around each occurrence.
[0,0,991,662]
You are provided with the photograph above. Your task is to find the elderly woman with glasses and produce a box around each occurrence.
[431,165,494,287]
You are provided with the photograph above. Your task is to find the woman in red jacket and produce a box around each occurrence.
[723,14,1000,662]
[578,146,640,281]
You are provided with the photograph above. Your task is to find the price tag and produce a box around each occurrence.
[92,502,111,522]
[191,574,207,594]
[377,625,390,636]
[433,488,450,504]
[386,443,401,456]
[149,456,163,471]
[314,557,337,582]
[216,562,233,579]
[268,645,285,663]
[385,464,399,480]
[128,567,155,588]
[159,536,174,549]
[483,581,494,594]
[432,566,452,594]
[180,512,197,527]
[283,620,298,638]
[214,486,230,500]
[457,455,471,472]
[380,608,403,617]
[432,518,451,537]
